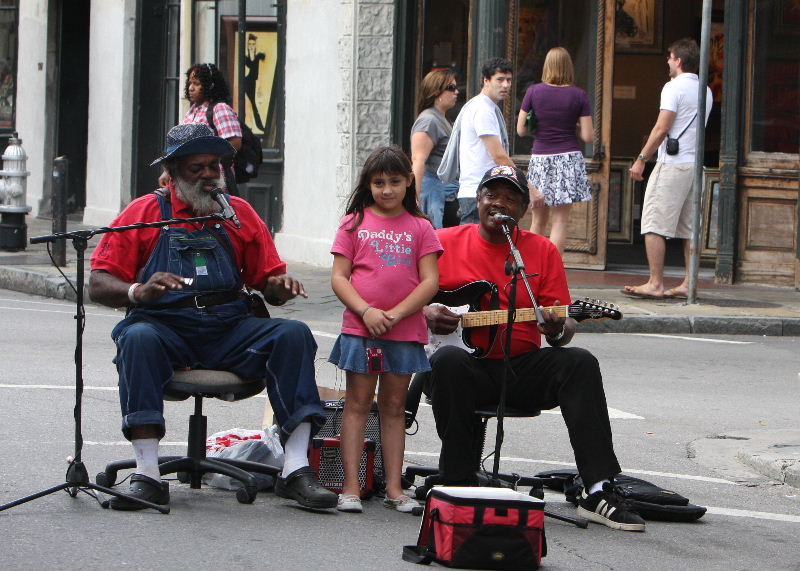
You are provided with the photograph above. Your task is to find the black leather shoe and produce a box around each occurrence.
[275,466,337,509]
[108,474,170,511]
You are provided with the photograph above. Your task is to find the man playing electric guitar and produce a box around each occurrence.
[423,165,645,532]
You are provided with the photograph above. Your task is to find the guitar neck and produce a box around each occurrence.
[461,305,567,329]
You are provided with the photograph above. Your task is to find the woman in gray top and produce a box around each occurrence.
[410,69,460,229]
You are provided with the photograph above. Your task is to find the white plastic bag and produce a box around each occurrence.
[202,426,284,491]
[261,424,285,468]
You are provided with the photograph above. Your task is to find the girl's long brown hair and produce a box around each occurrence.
[343,145,427,231]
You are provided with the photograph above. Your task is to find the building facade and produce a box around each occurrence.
[4,0,799,287]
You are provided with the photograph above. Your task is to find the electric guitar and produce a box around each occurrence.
[429,280,622,356]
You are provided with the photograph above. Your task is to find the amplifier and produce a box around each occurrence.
[319,400,384,491]
[309,437,376,498]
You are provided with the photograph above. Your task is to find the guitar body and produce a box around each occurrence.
[431,281,499,357]
[431,280,497,308]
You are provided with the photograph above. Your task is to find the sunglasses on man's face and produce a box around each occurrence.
[443,84,458,92]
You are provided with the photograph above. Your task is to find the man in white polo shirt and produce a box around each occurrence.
[453,58,518,224]
[624,38,713,300]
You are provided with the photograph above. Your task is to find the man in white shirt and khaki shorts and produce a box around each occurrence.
[623,38,713,300]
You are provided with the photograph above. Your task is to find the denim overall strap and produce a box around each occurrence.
[135,192,243,308]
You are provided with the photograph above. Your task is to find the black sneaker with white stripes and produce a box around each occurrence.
[577,482,646,532]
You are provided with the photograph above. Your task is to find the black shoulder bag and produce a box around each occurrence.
[666,113,696,155]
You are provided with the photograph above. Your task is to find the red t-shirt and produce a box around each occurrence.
[90,187,286,289]
[436,224,571,358]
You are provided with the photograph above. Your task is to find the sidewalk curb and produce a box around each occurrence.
[579,315,800,336]
[0,266,77,302]
[3,264,800,336]
[737,450,800,489]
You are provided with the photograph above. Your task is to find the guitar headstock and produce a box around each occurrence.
[568,298,623,322]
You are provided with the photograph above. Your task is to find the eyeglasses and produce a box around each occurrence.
[443,84,458,92]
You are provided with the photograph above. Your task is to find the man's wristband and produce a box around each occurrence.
[637,153,648,162]
[127,282,141,305]
[547,323,566,343]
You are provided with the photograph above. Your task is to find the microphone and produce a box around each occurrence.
[209,187,241,229]
[492,213,517,226]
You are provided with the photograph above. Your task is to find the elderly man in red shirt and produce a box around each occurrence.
[89,123,336,511]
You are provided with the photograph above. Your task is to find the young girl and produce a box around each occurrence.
[329,146,442,513]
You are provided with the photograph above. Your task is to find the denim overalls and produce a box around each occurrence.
[112,192,325,441]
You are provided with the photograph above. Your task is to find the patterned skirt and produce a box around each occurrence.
[527,151,593,207]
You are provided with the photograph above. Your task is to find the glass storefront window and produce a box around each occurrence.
[0,3,17,131]
[512,0,596,157]
[750,0,799,155]
[419,0,469,121]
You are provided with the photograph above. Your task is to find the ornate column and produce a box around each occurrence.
[715,0,747,283]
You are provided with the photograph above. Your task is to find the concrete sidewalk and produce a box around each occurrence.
[2,215,799,489]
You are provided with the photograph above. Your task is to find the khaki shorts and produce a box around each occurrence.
[640,162,695,239]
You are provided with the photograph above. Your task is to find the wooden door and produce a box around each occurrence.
[561,1,615,269]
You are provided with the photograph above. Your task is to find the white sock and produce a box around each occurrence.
[587,479,609,495]
[132,438,161,482]
[281,422,311,477]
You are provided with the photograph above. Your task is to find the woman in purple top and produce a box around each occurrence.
[516,47,594,254]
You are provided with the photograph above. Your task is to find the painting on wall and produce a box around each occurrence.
[220,17,278,139]
[233,28,278,136]
[701,168,720,258]
[608,160,634,243]
[615,0,663,54]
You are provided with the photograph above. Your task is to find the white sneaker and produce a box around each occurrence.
[383,494,420,513]
[337,493,363,513]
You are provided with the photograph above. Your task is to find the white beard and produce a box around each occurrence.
[174,175,221,215]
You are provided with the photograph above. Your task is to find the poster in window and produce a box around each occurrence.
[232,29,278,136]
[615,0,663,54]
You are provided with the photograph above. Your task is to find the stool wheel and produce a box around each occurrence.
[96,471,114,488]
[236,486,257,504]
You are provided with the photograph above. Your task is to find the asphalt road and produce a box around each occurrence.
[0,289,798,571]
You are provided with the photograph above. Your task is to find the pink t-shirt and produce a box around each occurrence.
[331,209,443,343]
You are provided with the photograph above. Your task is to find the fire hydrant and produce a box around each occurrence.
[0,133,32,251]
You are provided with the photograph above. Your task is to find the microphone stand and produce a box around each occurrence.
[490,221,544,483]
[490,221,587,528]
[0,212,229,515]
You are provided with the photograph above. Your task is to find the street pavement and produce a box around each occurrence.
[0,215,798,493]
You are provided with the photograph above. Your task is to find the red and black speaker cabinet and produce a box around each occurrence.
[309,437,376,498]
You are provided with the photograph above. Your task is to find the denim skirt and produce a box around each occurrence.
[328,334,431,375]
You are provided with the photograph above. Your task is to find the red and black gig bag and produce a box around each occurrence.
[403,487,546,569]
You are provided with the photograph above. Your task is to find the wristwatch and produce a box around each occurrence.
[637,153,648,162]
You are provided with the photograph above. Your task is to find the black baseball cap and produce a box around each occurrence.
[478,165,529,203]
